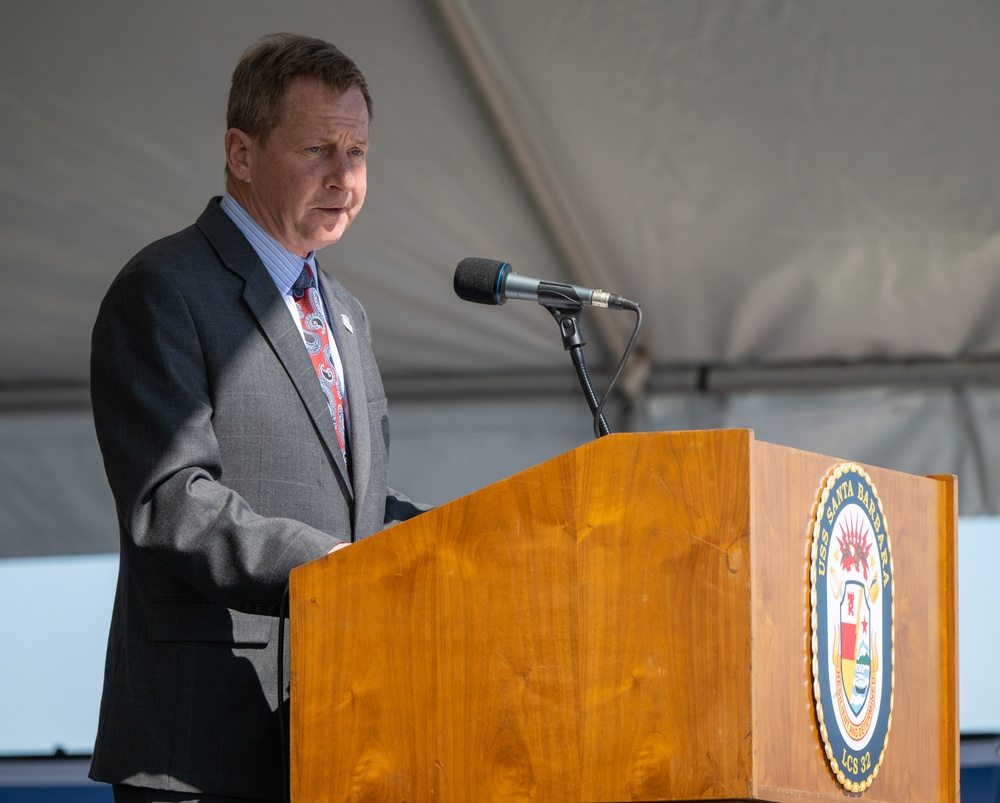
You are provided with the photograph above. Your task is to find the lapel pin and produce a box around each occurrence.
[341,314,354,333]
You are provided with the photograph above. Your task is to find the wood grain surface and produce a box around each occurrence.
[289,430,957,802]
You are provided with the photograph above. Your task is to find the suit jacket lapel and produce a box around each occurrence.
[196,199,354,497]
[244,270,354,493]
[318,268,371,523]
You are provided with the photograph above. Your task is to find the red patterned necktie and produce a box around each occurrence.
[291,265,349,468]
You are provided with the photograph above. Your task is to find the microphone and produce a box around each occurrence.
[454,257,628,310]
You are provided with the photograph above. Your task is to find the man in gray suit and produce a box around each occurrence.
[89,34,426,802]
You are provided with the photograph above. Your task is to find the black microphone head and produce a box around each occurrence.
[454,257,510,305]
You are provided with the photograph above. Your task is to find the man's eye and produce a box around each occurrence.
[307,146,323,154]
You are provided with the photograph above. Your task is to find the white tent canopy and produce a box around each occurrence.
[4,1,1000,558]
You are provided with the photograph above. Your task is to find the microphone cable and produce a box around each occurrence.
[592,299,642,439]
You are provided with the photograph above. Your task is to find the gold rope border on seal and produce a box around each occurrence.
[808,462,897,794]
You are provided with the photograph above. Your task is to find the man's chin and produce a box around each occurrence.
[299,228,347,254]
[310,235,344,252]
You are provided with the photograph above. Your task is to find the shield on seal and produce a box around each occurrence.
[839,579,872,718]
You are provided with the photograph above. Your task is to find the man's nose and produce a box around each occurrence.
[324,150,355,190]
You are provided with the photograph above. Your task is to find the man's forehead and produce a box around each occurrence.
[285,77,367,109]
[280,83,369,133]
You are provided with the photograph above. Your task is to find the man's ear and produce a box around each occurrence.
[225,128,254,182]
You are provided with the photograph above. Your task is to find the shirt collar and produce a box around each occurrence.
[219,193,316,296]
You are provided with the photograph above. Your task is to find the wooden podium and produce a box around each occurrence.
[289,430,958,801]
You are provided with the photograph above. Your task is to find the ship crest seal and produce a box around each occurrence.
[809,462,895,793]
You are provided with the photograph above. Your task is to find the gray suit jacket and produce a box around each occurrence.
[89,198,422,800]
